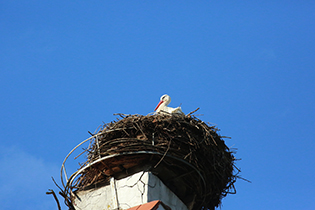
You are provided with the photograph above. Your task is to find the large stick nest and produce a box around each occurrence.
[73,113,238,210]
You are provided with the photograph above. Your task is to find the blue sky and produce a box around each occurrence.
[1,1,315,209]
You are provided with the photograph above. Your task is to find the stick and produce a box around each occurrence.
[187,108,200,116]
[46,189,61,210]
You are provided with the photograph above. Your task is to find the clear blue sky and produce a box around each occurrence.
[1,1,315,209]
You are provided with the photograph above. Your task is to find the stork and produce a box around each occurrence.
[154,94,184,115]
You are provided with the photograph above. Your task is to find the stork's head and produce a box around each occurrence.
[154,94,171,111]
[160,94,171,104]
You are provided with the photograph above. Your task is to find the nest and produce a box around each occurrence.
[72,113,238,210]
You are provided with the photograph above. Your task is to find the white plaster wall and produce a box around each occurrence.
[73,171,188,210]
[115,171,149,209]
[157,205,166,210]
[73,186,115,210]
[147,173,188,210]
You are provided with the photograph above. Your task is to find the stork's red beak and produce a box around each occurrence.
[154,100,163,111]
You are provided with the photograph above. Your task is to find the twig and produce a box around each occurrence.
[186,107,200,116]
[154,140,172,168]
[46,189,61,210]
[74,148,89,160]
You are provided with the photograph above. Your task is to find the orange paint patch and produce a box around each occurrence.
[127,200,161,210]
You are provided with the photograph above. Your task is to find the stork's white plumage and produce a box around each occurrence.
[154,94,184,115]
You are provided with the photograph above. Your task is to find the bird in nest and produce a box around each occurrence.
[154,94,184,115]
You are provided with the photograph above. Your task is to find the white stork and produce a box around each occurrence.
[154,94,184,115]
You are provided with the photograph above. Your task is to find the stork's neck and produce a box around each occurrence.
[163,99,170,106]
[156,101,167,112]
